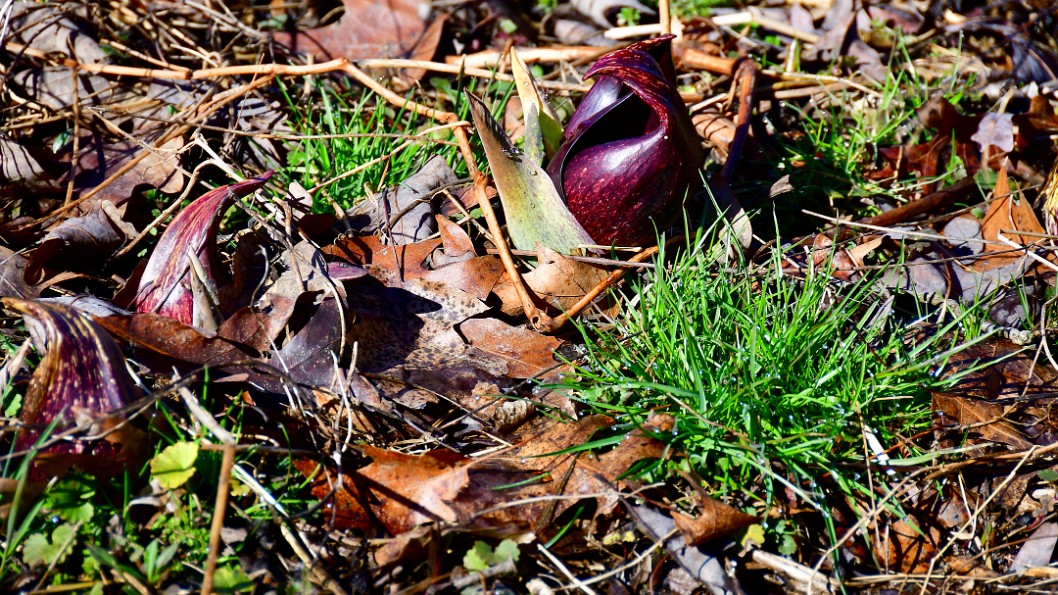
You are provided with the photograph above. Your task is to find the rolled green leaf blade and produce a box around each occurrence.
[510,48,563,160]
[465,91,595,254]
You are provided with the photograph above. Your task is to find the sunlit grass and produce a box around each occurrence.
[279,76,514,212]
[559,230,983,543]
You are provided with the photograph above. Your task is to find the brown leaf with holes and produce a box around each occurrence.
[460,317,564,379]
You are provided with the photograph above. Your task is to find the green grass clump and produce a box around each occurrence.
[280,77,512,213]
[281,82,447,211]
[560,233,974,528]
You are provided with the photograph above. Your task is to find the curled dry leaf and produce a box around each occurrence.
[132,172,272,326]
[93,312,258,373]
[345,155,457,244]
[672,498,758,546]
[2,298,142,477]
[0,247,38,299]
[25,203,133,285]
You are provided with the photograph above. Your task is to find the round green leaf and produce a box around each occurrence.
[150,441,199,489]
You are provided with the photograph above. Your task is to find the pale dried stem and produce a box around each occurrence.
[443,46,608,70]
[201,442,235,595]
[177,386,237,595]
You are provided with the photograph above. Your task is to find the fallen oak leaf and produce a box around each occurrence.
[976,166,1044,272]
[932,391,1032,450]
[459,317,564,380]
[293,415,668,536]
[273,0,438,63]
[293,445,470,535]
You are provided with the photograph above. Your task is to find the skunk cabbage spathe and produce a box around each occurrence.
[132,172,272,326]
[547,35,703,247]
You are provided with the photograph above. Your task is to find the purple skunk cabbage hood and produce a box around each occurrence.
[548,36,703,247]
[3,298,141,478]
[132,172,272,325]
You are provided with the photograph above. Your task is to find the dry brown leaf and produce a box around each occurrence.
[672,498,758,546]
[273,0,437,62]
[874,517,941,574]
[459,317,563,379]
[977,167,1046,271]
[93,312,257,371]
[494,245,612,317]
[942,338,1058,399]
[294,415,668,536]
[435,215,476,260]
[932,392,1032,449]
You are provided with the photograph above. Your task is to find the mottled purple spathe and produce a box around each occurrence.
[547,36,703,247]
[132,172,272,325]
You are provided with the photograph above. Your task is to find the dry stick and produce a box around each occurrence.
[472,175,553,330]
[857,176,978,229]
[659,0,672,36]
[721,59,758,183]
[177,386,236,595]
[358,58,589,91]
[442,46,609,70]
[202,443,236,595]
[64,64,81,207]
